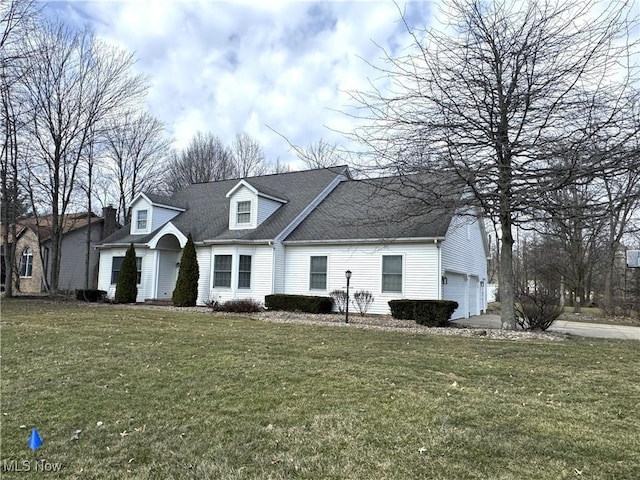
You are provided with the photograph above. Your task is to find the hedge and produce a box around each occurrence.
[265,294,333,314]
[388,299,459,327]
[75,289,107,302]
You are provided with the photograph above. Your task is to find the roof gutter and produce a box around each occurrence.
[283,236,446,246]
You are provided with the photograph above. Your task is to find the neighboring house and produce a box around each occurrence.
[1,207,119,294]
[97,167,489,319]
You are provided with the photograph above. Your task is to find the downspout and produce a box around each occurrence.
[269,240,275,295]
[435,239,442,300]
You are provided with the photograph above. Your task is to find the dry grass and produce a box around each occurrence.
[1,298,639,479]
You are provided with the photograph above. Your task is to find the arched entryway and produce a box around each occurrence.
[155,234,182,299]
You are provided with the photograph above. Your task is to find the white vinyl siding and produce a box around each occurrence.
[309,256,328,290]
[98,247,153,302]
[440,213,489,318]
[257,197,283,224]
[284,243,439,315]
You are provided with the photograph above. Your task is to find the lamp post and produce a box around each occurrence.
[345,270,352,324]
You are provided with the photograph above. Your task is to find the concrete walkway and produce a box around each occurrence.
[452,314,640,340]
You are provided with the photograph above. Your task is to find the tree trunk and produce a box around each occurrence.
[499,211,516,330]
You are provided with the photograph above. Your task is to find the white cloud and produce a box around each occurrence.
[42,0,435,166]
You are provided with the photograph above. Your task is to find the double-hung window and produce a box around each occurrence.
[136,210,148,231]
[382,255,402,292]
[20,248,33,277]
[309,256,327,290]
[213,255,232,288]
[238,255,252,289]
[111,256,142,284]
[237,201,251,225]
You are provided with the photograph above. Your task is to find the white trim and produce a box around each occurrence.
[147,222,188,249]
[225,179,288,204]
[131,192,185,212]
[284,237,445,245]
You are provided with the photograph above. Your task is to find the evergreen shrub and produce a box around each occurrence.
[388,299,458,327]
[265,294,333,314]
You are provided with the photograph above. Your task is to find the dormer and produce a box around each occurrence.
[226,180,288,230]
[129,193,186,235]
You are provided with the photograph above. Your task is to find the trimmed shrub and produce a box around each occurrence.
[330,289,348,313]
[207,298,263,313]
[76,289,107,302]
[115,243,138,304]
[388,299,459,327]
[172,234,200,307]
[353,290,374,316]
[265,294,333,314]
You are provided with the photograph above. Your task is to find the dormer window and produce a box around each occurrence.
[237,201,251,224]
[136,210,148,231]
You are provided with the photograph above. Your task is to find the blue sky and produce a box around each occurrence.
[41,0,435,168]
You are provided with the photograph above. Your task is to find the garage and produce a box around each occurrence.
[443,272,481,319]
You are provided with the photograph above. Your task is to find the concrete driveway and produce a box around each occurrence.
[452,314,640,340]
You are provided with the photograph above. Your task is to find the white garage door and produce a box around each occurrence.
[443,272,467,319]
[443,273,481,319]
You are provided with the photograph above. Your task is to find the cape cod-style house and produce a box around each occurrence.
[97,166,489,319]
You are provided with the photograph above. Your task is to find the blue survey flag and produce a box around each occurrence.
[29,428,43,450]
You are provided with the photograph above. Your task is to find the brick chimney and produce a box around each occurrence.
[101,205,119,240]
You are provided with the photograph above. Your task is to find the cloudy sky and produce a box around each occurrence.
[41,0,435,169]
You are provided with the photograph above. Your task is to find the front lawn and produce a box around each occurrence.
[1,299,638,479]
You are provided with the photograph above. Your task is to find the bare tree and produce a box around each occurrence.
[19,20,146,296]
[101,110,171,223]
[295,138,345,169]
[348,0,639,329]
[230,132,267,177]
[160,131,236,194]
[1,0,37,296]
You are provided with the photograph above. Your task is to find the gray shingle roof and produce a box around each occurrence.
[284,174,461,242]
[100,166,347,245]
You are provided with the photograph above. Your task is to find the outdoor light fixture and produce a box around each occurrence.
[345,270,352,324]
[441,275,448,285]
[480,280,485,287]
[176,262,181,268]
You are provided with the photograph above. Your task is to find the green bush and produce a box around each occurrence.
[75,289,107,302]
[208,298,263,313]
[115,244,138,304]
[388,299,459,327]
[172,234,200,307]
[265,294,333,314]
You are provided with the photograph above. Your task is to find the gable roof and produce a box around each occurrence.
[100,166,348,245]
[1,213,104,244]
[284,174,462,242]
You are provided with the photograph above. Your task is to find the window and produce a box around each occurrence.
[382,255,402,292]
[111,256,142,284]
[20,248,33,277]
[236,201,251,224]
[213,255,232,288]
[136,210,148,231]
[309,256,327,290]
[238,255,252,289]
